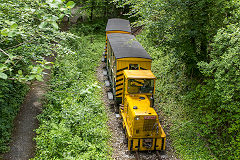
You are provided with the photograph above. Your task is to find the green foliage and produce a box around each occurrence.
[119,0,240,159]
[70,20,106,36]
[0,0,75,82]
[33,28,110,159]
[115,0,238,76]
[137,32,215,159]
[72,0,122,21]
[0,81,29,153]
[189,24,240,159]
[0,0,75,155]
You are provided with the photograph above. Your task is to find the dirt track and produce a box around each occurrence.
[2,56,54,160]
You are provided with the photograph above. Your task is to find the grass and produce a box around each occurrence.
[33,24,111,159]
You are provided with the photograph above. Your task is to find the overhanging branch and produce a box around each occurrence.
[0,48,10,56]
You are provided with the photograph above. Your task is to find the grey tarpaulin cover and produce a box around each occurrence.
[107,33,152,60]
[106,18,131,32]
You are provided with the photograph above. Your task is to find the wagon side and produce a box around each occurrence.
[106,33,152,104]
[104,18,131,60]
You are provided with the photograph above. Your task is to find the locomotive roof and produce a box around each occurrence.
[106,18,131,32]
[107,33,152,60]
[124,70,156,79]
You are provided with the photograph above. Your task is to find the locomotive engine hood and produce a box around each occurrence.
[126,95,161,138]
[127,94,156,115]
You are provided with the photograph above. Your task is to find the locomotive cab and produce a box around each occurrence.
[120,70,166,151]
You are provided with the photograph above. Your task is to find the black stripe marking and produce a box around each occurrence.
[130,140,133,151]
[116,73,123,78]
[116,83,123,87]
[161,138,165,150]
[140,67,147,70]
[154,138,157,151]
[116,88,123,92]
[116,78,123,83]
[117,67,128,72]
[138,139,140,151]
[116,93,122,96]
[133,79,144,85]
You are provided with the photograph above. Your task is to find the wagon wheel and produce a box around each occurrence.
[123,127,128,144]
[114,102,119,113]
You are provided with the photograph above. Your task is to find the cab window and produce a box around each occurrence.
[129,64,139,70]
[127,79,154,94]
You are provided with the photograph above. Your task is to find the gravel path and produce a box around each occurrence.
[96,61,179,160]
[2,56,54,160]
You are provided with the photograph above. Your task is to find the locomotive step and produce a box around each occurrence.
[101,57,105,62]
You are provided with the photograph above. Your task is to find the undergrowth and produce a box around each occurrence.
[33,24,111,159]
[0,81,29,154]
[137,31,216,159]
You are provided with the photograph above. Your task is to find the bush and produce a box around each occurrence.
[0,80,28,153]
[33,28,111,159]
[137,31,216,159]
[190,24,240,159]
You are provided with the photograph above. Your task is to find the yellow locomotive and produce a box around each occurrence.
[121,70,166,151]
[104,19,166,152]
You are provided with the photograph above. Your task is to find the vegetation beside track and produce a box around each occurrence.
[118,0,240,159]
[136,23,240,160]
[137,32,216,159]
[0,81,29,153]
[33,25,111,159]
[0,0,76,155]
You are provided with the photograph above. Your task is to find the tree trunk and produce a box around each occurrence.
[90,0,95,21]
[104,0,108,17]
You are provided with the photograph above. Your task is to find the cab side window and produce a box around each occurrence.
[129,64,139,70]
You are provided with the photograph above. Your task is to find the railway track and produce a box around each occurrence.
[134,151,165,160]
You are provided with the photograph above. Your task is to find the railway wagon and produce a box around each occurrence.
[106,33,152,104]
[104,18,131,61]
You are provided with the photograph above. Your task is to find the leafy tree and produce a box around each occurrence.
[73,0,123,21]
[193,23,240,159]
[114,0,237,76]
[0,0,75,82]
[113,0,240,159]
[0,0,75,154]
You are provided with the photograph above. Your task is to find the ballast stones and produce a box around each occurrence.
[107,92,113,100]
